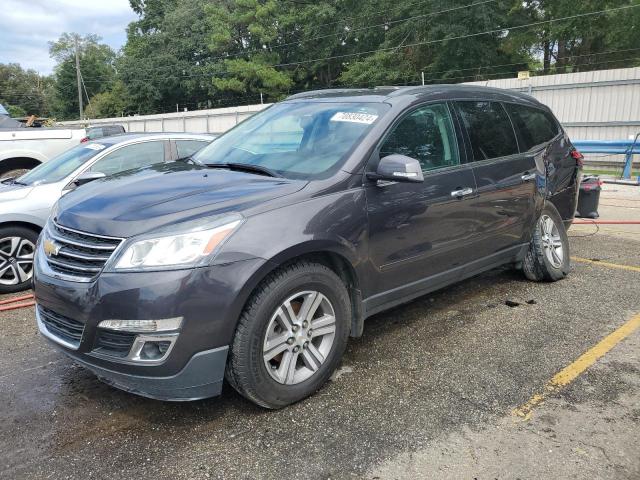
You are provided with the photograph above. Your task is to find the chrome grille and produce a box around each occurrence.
[45,222,123,280]
[38,306,84,349]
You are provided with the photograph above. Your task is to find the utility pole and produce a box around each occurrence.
[74,37,83,120]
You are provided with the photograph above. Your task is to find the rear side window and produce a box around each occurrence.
[504,103,559,151]
[380,103,459,172]
[105,126,125,136]
[90,141,165,175]
[455,101,519,161]
[86,127,104,140]
[176,140,209,158]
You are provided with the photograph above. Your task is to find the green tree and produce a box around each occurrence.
[113,0,640,114]
[517,0,640,74]
[49,33,117,120]
[119,0,214,114]
[87,80,131,118]
[0,63,52,116]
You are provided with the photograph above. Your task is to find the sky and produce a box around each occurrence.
[0,0,139,75]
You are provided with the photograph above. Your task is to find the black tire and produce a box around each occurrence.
[226,262,351,409]
[0,225,39,294]
[523,203,570,282]
[0,158,40,179]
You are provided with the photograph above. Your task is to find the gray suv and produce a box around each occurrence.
[34,86,581,408]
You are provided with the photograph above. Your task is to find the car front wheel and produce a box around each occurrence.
[0,226,38,293]
[226,262,351,409]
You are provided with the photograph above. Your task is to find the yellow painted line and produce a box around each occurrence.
[571,256,640,273]
[513,312,640,421]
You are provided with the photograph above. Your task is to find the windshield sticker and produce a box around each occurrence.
[84,143,106,151]
[330,112,379,124]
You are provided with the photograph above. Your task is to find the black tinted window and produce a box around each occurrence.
[380,103,459,172]
[456,101,519,160]
[504,103,559,151]
[106,126,125,136]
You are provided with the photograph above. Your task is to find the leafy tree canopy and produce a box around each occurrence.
[13,0,640,119]
[0,63,52,117]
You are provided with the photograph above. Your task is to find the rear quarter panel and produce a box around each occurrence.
[546,132,581,221]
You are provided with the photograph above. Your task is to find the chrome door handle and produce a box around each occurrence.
[521,172,537,181]
[450,187,473,198]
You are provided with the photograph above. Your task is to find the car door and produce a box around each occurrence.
[454,100,538,258]
[365,102,479,302]
[87,140,169,176]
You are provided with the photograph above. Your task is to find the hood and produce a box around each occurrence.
[0,182,33,200]
[56,163,307,237]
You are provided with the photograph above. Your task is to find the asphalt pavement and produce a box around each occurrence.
[1,192,638,479]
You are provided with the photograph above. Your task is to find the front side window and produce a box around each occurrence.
[380,103,459,172]
[193,102,389,179]
[90,141,165,175]
[455,101,519,161]
[504,103,559,151]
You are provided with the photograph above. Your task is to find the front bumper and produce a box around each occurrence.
[33,248,267,401]
[40,325,228,401]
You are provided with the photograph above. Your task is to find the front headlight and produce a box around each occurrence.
[113,214,243,270]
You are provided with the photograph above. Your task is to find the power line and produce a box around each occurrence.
[78,0,500,82]
[273,4,640,68]
[3,46,639,100]
[73,3,640,86]
[392,56,640,86]
[4,4,639,115]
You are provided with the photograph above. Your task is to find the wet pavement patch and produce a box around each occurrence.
[1,233,639,479]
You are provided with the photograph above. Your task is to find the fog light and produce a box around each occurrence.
[98,317,183,333]
[140,341,172,360]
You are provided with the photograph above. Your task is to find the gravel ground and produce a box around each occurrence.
[1,230,639,479]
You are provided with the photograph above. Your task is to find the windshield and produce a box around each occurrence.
[193,102,389,179]
[18,142,111,185]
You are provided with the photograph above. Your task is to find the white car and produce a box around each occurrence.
[0,132,214,293]
[0,124,125,178]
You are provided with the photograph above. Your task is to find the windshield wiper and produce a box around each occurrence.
[1,178,27,186]
[206,162,282,178]
[177,155,203,165]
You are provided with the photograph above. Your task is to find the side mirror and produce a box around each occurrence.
[73,171,106,187]
[367,154,424,183]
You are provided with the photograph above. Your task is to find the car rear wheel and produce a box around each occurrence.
[226,262,350,409]
[0,226,38,293]
[523,203,570,282]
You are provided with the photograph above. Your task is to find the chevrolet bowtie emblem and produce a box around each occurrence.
[43,238,62,257]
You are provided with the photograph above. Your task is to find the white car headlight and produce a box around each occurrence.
[113,215,243,270]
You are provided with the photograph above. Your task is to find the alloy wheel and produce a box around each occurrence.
[540,215,563,268]
[263,290,337,385]
[0,237,35,285]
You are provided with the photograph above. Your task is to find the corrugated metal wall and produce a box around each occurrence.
[59,103,270,135]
